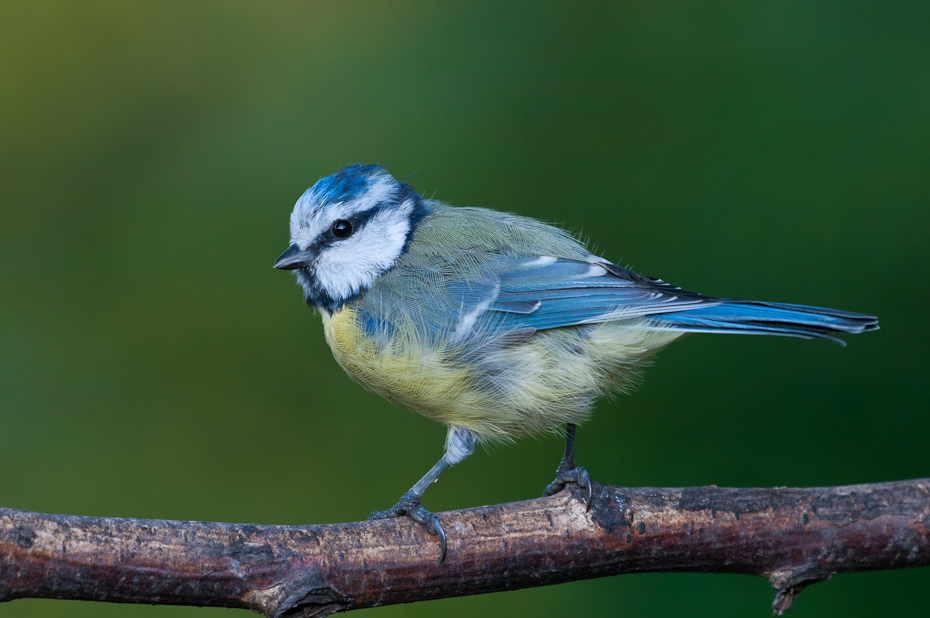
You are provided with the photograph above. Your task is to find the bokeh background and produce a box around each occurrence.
[2,1,928,617]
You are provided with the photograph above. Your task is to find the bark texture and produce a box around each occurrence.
[1,478,928,617]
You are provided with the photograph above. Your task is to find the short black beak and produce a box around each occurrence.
[273,244,312,270]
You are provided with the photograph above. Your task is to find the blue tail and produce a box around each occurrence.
[651,300,879,346]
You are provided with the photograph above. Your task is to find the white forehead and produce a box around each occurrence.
[288,171,398,249]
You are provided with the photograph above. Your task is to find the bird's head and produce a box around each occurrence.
[274,164,431,313]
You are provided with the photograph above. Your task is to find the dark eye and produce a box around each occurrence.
[331,219,353,239]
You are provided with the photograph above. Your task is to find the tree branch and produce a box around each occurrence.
[2,478,928,617]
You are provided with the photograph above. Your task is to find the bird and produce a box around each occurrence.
[274,163,878,562]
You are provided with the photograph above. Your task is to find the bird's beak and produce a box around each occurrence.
[273,244,313,270]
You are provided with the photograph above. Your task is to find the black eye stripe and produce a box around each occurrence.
[327,204,390,240]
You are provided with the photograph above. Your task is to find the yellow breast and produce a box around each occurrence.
[320,306,477,427]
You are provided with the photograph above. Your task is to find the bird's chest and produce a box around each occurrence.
[319,305,473,422]
[321,306,378,377]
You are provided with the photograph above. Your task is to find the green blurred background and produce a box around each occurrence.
[1,1,928,616]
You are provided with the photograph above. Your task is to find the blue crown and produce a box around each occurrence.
[307,163,385,204]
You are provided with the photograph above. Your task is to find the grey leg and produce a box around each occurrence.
[543,423,593,507]
[368,426,476,564]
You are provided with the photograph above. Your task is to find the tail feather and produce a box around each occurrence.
[651,300,879,346]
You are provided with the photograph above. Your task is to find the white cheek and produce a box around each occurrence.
[314,202,413,299]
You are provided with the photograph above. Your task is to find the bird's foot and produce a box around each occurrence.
[369,491,447,563]
[544,465,593,509]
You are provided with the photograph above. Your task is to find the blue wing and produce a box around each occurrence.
[477,256,877,345]
[486,257,713,329]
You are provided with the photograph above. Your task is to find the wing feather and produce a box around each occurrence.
[484,257,720,332]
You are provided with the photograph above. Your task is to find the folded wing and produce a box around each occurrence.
[483,257,877,345]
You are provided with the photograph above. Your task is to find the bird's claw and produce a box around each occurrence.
[408,506,447,563]
[369,492,448,564]
[544,466,593,510]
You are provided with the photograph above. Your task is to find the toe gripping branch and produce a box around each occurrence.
[368,427,478,564]
[544,466,594,508]
[368,452,457,564]
[543,423,594,508]
[369,491,448,564]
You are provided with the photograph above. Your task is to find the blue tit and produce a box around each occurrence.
[274,163,878,562]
